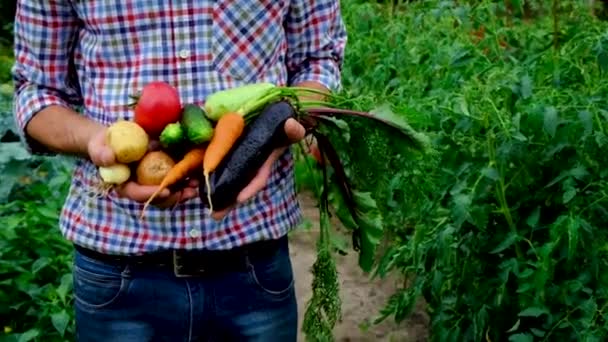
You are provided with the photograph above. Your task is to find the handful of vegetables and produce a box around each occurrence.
[95,82,216,208]
[98,80,429,239]
[95,80,429,340]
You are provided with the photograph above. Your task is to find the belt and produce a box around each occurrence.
[74,237,286,278]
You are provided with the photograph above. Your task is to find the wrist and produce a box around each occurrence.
[26,105,106,158]
[79,122,107,159]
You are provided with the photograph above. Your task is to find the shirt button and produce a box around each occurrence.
[189,229,201,238]
[178,49,190,59]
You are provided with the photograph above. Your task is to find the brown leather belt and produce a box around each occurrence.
[74,236,285,278]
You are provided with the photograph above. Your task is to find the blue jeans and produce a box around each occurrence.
[72,237,298,341]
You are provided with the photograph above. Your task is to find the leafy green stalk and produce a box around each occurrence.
[301,143,342,342]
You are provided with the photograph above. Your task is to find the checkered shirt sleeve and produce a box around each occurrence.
[285,0,347,90]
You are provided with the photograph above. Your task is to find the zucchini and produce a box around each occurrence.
[200,100,295,211]
[181,104,214,144]
[203,82,276,121]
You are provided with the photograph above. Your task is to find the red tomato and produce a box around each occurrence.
[133,82,182,137]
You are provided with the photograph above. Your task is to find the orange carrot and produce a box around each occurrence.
[202,112,246,212]
[140,146,207,218]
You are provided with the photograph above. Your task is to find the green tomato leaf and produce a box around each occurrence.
[0,143,31,164]
[56,273,73,304]
[567,216,580,262]
[578,110,593,135]
[526,207,540,227]
[597,50,608,75]
[520,74,532,99]
[51,310,70,337]
[518,306,549,318]
[490,232,519,254]
[543,106,558,138]
[508,333,534,342]
[481,167,499,181]
[507,319,520,333]
[31,257,51,274]
[563,188,576,204]
[17,329,39,342]
[530,328,546,337]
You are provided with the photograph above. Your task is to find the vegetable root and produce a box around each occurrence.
[202,112,246,212]
[140,146,207,218]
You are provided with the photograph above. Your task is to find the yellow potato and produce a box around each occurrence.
[106,121,149,163]
[98,164,131,184]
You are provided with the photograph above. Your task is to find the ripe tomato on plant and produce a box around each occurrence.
[132,81,182,137]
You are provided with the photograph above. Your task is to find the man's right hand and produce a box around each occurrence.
[87,125,116,167]
[87,126,199,208]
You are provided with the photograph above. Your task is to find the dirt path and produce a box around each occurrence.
[289,192,429,342]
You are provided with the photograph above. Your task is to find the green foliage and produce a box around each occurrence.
[0,1,16,47]
[306,0,608,341]
[302,198,342,342]
[2,0,608,341]
[0,54,13,86]
[0,94,75,341]
[0,160,75,342]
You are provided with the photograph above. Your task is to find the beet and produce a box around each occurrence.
[200,100,296,211]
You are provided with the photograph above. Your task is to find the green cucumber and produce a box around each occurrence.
[159,122,185,148]
[181,104,214,144]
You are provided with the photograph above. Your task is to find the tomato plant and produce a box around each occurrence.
[301,1,608,341]
[3,1,608,341]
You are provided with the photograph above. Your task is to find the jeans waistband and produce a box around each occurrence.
[73,236,287,277]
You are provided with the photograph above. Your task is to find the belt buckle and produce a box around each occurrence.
[172,250,205,278]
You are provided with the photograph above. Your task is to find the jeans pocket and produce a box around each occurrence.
[248,239,295,298]
[73,250,131,310]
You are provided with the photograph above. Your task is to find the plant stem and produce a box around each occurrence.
[240,88,284,122]
[485,124,523,260]
[552,0,560,51]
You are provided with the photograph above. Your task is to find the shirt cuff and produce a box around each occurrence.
[288,58,343,92]
[13,86,74,156]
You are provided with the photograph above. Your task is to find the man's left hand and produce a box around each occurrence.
[210,117,306,220]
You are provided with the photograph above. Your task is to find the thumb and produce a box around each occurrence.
[88,127,116,166]
[284,118,305,143]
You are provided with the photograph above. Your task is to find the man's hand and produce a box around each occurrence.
[210,117,306,220]
[210,81,328,221]
[87,127,199,208]
[24,104,198,208]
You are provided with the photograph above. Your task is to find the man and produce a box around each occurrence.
[12,1,347,341]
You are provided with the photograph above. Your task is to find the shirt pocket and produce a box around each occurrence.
[212,0,288,83]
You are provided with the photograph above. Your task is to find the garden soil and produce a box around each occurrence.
[290,192,429,342]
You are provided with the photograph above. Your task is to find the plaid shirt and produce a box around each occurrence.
[12,0,347,255]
